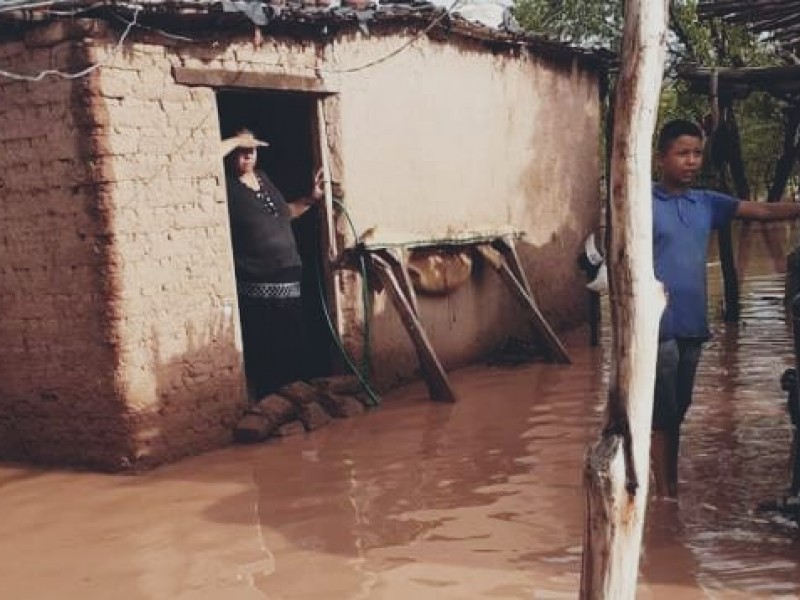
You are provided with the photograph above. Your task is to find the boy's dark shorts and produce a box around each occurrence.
[652,337,704,431]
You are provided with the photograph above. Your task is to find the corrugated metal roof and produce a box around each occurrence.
[0,0,613,68]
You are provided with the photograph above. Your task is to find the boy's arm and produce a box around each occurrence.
[735,200,800,221]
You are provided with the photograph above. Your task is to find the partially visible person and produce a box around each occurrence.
[222,129,324,400]
[651,119,800,498]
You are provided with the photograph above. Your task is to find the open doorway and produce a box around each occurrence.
[217,89,335,390]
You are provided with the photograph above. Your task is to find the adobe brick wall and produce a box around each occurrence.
[0,22,247,470]
[0,27,134,468]
[146,29,601,390]
[91,31,248,468]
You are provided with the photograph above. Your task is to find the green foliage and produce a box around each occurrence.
[666,2,786,197]
[668,0,778,69]
[511,0,622,49]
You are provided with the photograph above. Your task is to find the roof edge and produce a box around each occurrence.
[0,0,614,70]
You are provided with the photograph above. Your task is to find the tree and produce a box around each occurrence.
[512,0,623,49]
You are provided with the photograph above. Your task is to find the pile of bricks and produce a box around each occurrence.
[234,376,375,442]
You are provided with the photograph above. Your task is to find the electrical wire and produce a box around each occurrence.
[0,4,141,81]
[2,0,467,80]
[320,0,466,74]
[109,6,198,42]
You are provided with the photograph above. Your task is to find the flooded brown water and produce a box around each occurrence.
[1,247,799,598]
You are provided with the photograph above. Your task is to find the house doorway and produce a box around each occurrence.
[217,89,335,391]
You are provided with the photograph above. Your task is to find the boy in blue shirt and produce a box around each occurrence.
[652,119,800,498]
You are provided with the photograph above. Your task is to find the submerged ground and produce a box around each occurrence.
[1,243,798,599]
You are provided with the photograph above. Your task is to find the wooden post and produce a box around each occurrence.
[589,291,602,348]
[476,244,570,364]
[368,253,457,403]
[767,105,800,204]
[315,100,345,335]
[720,101,747,320]
[580,1,668,598]
[379,248,421,317]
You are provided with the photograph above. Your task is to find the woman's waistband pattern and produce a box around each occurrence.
[237,280,301,299]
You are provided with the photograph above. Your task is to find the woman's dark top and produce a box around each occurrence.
[226,170,302,283]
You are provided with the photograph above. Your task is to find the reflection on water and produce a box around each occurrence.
[0,249,799,598]
[641,266,800,600]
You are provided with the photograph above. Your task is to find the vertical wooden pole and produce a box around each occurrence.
[721,102,747,320]
[580,1,668,598]
[316,99,345,336]
[767,105,800,204]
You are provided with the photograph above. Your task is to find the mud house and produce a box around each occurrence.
[0,0,608,470]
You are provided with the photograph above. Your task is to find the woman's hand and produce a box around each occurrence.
[220,132,268,158]
[311,168,326,202]
[288,169,328,219]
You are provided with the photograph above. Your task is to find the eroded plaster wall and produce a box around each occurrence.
[326,32,602,386]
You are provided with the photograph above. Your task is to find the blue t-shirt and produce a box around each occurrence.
[653,185,739,341]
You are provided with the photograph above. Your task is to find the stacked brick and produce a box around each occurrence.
[234,378,370,443]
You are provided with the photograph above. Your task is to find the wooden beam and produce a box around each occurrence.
[475,244,571,364]
[368,253,457,403]
[580,0,668,598]
[377,248,421,317]
[679,64,800,99]
[172,67,336,94]
[698,1,800,49]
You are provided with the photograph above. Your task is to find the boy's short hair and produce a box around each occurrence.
[657,119,704,152]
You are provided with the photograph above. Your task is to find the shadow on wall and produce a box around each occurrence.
[125,316,247,470]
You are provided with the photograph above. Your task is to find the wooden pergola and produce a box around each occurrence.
[699,0,800,52]
[699,0,800,513]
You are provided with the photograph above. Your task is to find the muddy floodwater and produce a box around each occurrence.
[2,246,800,598]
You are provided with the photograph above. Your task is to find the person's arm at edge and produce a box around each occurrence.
[735,199,800,221]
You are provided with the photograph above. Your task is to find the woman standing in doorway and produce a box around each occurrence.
[221,129,324,400]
